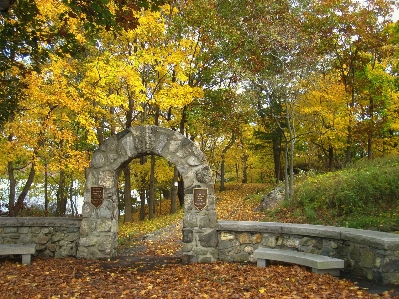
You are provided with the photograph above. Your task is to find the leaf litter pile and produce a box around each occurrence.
[1,184,399,298]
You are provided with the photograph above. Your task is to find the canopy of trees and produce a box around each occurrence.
[0,0,398,218]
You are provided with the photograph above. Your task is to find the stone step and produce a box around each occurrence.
[253,248,344,276]
[0,243,36,265]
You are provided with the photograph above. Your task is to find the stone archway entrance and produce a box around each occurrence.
[77,125,218,263]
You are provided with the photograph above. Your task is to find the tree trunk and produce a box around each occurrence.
[283,139,289,201]
[8,161,16,216]
[170,166,178,213]
[284,98,295,202]
[69,179,77,217]
[272,135,282,183]
[123,166,133,222]
[139,156,147,221]
[368,97,374,160]
[17,162,36,216]
[56,170,67,216]
[139,188,146,221]
[147,106,160,220]
[149,154,156,220]
[328,145,334,172]
[44,163,48,213]
[0,0,14,12]
[178,176,184,208]
[176,106,187,206]
[345,65,356,164]
[220,155,226,191]
[242,153,248,184]
[220,132,235,191]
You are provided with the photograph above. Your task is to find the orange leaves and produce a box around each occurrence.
[216,183,268,221]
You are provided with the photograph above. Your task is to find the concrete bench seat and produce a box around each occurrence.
[253,248,344,276]
[0,244,36,265]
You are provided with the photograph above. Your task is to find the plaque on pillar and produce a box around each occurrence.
[193,188,208,210]
[91,186,104,208]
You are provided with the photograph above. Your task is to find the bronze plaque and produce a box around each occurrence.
[91,186,104,208]
[193,188,208,210]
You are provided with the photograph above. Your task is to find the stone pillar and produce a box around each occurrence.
[77,168,119,259]
[181,166,218,263]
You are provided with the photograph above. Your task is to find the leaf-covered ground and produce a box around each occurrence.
[1,183,399,298]
[2,257,396,299]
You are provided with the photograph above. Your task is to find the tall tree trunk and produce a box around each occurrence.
[8,161,16,216]
[15,162,36,216]
[287,101,296,202]
[123,99,134,221]
[178,176,184,208]
[220,156,226,191]
[272,135,282,183]
[345,65,356,164]
[139,156,146,221]
[176,106,187,206]
[368,97,374,160]
[69,179,77,217]
[56,170,67,216]
[123,166,133,222]
[328,145,334,172]
[139,188,146,221]
[44,163,48,213]
[220,132,235,191]
[283,139,289,201]
[242,153,248,184]
[148,106,160,220]
[170,166,178,213]
[148,155,156,220]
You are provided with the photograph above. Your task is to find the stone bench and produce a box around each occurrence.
[0,244,36,265]
[253,248,344,276]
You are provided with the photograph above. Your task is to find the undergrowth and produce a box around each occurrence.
[264,155,399,232]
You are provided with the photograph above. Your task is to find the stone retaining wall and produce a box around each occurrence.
[2,217,399,285]
[217,221,399,285]
[0,217,82,258]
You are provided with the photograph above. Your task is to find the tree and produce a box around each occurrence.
[297,71,349,171]
[304,0,396,163]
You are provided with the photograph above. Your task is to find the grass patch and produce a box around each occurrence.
[264,155,399,231]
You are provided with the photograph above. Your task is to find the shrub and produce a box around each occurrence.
[294,156,399,229]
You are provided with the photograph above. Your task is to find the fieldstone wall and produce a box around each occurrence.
[0,217,82,258]
[1,216,399,285]
[78,125,217,262]
[217,221,399,285]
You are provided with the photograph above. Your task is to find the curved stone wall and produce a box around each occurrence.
[77,125,217,262]
[217,221,399,285]
[1,217,399,285]
[0,217,82,258]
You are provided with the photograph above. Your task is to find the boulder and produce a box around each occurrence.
[255,186,285,211]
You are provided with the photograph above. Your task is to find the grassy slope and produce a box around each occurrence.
[265,156,399,232]
[119,155,399,245]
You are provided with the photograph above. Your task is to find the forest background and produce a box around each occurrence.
[1,0,399,223]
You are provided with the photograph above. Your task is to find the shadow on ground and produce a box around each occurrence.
[341,272,399,297]
[102,255,182,272]
[103,253,399,298]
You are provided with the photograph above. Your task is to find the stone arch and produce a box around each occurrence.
[77,125,218,263]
